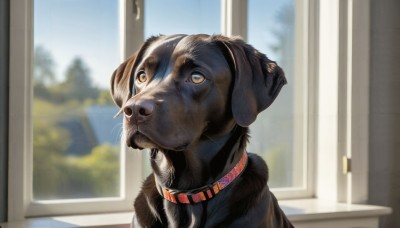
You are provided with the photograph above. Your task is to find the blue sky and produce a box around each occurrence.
[34,0,120,89]
[144,0,220,37]
[34,0,292,89]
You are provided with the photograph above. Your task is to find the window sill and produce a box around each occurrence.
[280,199,392,228]
[0,199,392,228]
[0,212,133,228]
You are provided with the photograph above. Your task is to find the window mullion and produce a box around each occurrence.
[316,0,341,202]
[346,0,370,204]
[121,0,145,203]
[122,0,144,58]
[8,0,33,221]
[315,0,370,204]
[221,0,247,39]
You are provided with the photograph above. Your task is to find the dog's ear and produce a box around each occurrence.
[214,36,287,127]
[110,36,162,108]
[110,53,137,108]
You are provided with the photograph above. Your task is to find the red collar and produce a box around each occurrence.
[155,152,248,204]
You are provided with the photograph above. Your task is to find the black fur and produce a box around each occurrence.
[111,34,293,228]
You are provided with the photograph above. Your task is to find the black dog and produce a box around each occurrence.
[111,34,293,228]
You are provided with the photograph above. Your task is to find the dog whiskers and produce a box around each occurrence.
[113,109,124,118]
[111,122,124,144]
[202,134,216,143]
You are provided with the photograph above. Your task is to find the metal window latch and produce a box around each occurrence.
[132,0,140,20]
[342,156,352,174]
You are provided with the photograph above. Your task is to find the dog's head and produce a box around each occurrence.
[110,34,286,151]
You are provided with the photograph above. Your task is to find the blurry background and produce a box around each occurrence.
[30,0,299,201]
[1,0,399,227]
[32,0,122,199]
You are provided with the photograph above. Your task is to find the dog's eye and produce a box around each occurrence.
[190,73,205,84]
[137,71,147,83]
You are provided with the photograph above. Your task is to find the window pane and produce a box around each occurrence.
[32,0,122,200]
[144,0,220,38]
[247,0,306,189]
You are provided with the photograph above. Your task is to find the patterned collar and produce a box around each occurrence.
[155,151,248,204]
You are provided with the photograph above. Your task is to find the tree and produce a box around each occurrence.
[77,144,120,197]
[97,89,115,105]
[59,57,100,102]
[270,4,295,57]
[33,46,57,99]
[34,46,56,86]
[32,53,120,199]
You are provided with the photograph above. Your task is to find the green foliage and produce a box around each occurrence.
[97,90,115,105]
[32,99,120,199]
[70,145,120,197]
[32,46,120,200]
[34,46,56,86]
[261,146,291,188]
[53,144,120,199]
[34,49,100,104]
[34,46,56,100]
[58,58,100,102]
[32,98,72,156]
[33,140,120,199]
[33,98,72,199]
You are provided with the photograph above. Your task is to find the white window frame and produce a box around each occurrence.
[8,0,145,219]
[316,0,370,204]
[8,0,370,221]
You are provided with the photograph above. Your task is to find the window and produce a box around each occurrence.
[32,0,122,201]
[10,0,334,220]
[247,0,310,196]
[9,0,137,218]
[144,0,220,37]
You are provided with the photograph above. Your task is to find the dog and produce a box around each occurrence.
[110,34,293,228]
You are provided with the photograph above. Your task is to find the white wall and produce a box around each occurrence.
[368,0,400,227]
[0,0,10,223]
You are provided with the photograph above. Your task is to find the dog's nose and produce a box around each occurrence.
[123,100,154,123]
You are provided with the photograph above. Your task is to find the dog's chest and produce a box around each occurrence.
[163,199,229,228]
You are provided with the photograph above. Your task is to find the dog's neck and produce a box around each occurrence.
[150,126,248,190]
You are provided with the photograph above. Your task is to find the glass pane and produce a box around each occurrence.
[32,0,122,200]
[142,0,221,175]
[144,0,220,38]
[247,0,305,188]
